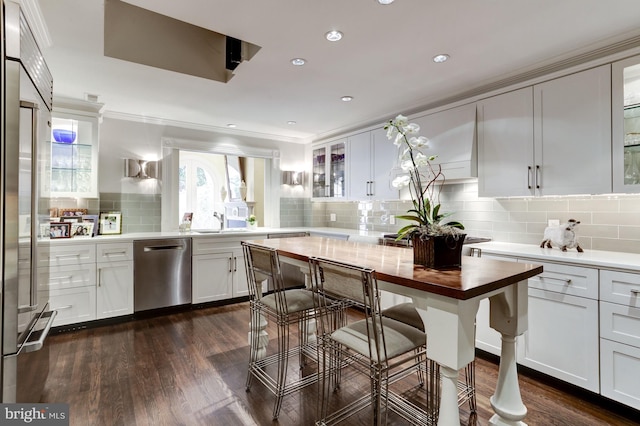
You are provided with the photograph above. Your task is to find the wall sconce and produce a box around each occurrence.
[125,159,159,179]
[282,170,304,185]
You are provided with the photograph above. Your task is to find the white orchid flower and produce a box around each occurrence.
[414,152,430,167]
[391,175,411,188]
[393,115,409,127]
[405,123,420,134]
[409,136,429,148]
[400,159,414,172]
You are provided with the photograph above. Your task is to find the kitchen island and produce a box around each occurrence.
[247,236,543,426]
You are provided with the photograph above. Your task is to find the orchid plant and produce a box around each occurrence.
[385,114,464,240]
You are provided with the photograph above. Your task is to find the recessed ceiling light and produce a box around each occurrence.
[377,0,394,4]
[287,121,297,125]
[291,58,306,66]
[341,96,353,102]
[433,54,450,63]
[227,124,237,128]
[325,30,343,42]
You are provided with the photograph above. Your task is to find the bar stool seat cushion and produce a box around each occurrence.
[331,317,426,363]
[381,302,425,331]
[261,289,316,314]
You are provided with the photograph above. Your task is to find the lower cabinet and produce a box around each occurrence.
[518,288,600,392]
[600,339,640,410]
[39,241,133,327]
[48,286,97,326]
[192,237,259,304]
[96,260,133,319]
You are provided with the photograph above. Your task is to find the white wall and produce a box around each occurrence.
[99,117,307,196]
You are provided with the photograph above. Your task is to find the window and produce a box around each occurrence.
[178,152,226,229]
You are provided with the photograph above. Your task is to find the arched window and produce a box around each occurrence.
[179,152,226,229]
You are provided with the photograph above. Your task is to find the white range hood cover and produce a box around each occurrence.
[411,103,477,182]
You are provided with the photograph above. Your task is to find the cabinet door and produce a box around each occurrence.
[477,87,534,197]
[517,287,599,392]
[347,132,372,199]
[534,65,612,195]
[192,253,233,303]
[96,261,133,319]
[46,112,99,198]
[600,339,640,410]
[371,128,400,200]
[612,54,640,193]
[232,250,249,298]
[312,140,346,199]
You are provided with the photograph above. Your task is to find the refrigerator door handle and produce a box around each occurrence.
[17,309,57,355]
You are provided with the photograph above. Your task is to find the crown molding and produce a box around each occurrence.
[20,0,52,49]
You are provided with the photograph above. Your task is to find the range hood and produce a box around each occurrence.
[411,103,477,182]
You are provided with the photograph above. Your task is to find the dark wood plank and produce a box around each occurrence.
[244,237,543,299]
[36,303,638,425]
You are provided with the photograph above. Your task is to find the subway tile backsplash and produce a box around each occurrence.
[299,182,640,254]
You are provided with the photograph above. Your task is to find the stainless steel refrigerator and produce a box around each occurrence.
[2,0,57,402]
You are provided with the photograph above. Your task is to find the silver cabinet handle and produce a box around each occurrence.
[57,305,73,310]
[535,165,541,189]
[631,289,640,295]
[103,251,127,256]
[228,257,233,273]
[469,248,482,258]
[538,275,572,284]
[97,268,101,287]
[55,253,80,258]
[233,257,238,272]
[527,166,532,189]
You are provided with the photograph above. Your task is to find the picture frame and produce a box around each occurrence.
[39,223,50,238]
[49,222,71,239]
[59,208,88,217]
[82,215,99,237]
[99,212,122,235]
[71,222,93,238]
[49,207,59,218]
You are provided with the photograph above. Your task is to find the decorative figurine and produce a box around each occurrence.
[540,219,584,252]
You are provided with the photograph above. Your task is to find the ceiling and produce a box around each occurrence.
[33,0,640,143]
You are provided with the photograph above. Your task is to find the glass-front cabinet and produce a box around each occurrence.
[613,55,640,192]
[312,140,346,198]
[42,100,102,198]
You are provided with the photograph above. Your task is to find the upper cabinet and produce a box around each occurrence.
[478,65,612,197]
[478,87,534,197]
[613,54,640,193]
[42,98,103,198]
[411,103,477,181]
[312,139,346,199]
[347,129,399,200]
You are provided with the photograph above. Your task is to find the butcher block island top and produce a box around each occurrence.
[246,236,543,300]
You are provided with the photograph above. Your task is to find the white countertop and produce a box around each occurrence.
[38,227,387,245]
[467,241,640,273]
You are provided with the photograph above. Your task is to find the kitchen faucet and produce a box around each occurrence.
[213,212,225,230]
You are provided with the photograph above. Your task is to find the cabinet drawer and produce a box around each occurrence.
[37,243,96,267]
[96,242,133,262]
[600,270,640,307]
[600,301,640,347]
[46,286,97,327]
[523,261,598,299]
[192,236,242,255]
[38,264,96,291]
[600,339,640,410]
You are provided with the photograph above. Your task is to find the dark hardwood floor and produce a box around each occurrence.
[40,303,639,425]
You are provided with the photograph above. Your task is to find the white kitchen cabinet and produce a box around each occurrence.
[348,129,399,200]
[192,253,233,302]
[516,260,600,392]
[312,139,346,199]
[599,270,640,409]
[477,87,534,197]
[478,66,611,197]
[192,236,257,303]
[612,54,640,192]
[42,99,102,198]
[411,103,477,181]
[518,287,600,392]
[37,242,97,327]
[96,242,133,319]
[97,260,133,319]
[533,65,612,195]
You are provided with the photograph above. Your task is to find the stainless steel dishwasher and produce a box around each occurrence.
[133,238,192,312]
